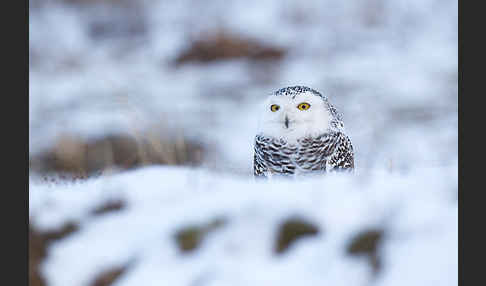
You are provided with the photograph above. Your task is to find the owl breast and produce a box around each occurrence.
[253,132,354,177]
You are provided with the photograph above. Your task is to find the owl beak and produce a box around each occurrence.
[284,116,289,128]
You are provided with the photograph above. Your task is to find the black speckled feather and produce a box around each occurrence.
[253,132,354,178]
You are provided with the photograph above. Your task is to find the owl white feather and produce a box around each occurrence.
[254,86,354,178]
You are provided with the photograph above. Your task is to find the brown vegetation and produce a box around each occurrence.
[29,223,79,286]
[275,217,320,254]
[30,133,205,178]
[347,228,385,275]
[174,31,286,66]
[175,217,227,253]
[89,266,127,286]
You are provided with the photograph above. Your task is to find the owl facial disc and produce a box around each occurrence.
[257,88,332,142]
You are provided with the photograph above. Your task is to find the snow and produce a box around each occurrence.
[29,165,457,286]
[29,0,457,285]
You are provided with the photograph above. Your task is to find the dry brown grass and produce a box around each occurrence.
[29,131,205,179]
[174,30,286,66]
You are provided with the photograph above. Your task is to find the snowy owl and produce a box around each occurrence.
[253,86,354,178]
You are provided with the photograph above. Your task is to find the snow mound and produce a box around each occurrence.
[30,165,457,286]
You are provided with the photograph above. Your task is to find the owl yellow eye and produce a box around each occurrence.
[297,102,311,110]
[270,104,280,112]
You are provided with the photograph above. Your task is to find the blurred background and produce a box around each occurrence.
[29,0,457,179]
[29,1,458,286]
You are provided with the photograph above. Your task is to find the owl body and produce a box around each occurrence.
[253,86,354,178]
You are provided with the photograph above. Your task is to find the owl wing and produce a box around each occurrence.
[326,132,355,172]
[253,132,354,177]
[253,152,267,177]
[253,135,269,177]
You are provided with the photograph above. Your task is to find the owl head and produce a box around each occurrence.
[257,86,344,142]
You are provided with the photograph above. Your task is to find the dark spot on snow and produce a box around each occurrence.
[176,226,204,253]
[175,217,227,253]
[275,217,320,254]
[29,222,79,286]
[91,200,126,216]
[89,265,128,286]
[346,228,385,275]
[174,31,285,66]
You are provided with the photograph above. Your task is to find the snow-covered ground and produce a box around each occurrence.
[29,0,457,285]
[30,165,457,286]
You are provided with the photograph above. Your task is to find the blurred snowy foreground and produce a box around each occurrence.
[29,165,457,286]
